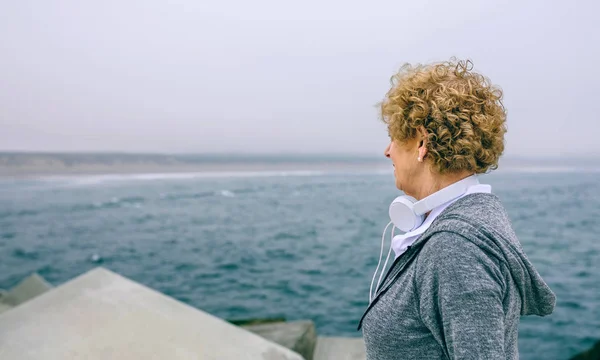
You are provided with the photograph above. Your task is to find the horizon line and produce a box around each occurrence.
[1,150,599,160]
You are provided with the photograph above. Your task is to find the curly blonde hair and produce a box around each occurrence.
[381,58,507,174]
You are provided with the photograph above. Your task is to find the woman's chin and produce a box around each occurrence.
[395,180,403,192]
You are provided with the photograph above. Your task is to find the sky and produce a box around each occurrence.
[0,0,598,157]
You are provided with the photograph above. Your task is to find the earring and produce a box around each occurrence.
[417,157,422,162]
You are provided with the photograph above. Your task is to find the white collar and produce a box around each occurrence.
[391,183,492,258]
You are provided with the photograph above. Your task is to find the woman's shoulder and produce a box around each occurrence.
[418,230,501,266]
[441,192,509,223]
[415,231,506,292]
[428,192,518,245]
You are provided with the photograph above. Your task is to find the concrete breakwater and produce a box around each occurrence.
[0,268,365,360]
[5,269,596,359]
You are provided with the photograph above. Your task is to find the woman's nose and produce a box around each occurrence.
[384,143,391,158]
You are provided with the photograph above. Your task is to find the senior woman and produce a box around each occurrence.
[358,59,555,359]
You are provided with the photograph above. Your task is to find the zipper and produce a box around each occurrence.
[373,246,410,298]
[357,245,417,330]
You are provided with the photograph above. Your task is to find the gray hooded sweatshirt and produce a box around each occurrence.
[359,193,555,359]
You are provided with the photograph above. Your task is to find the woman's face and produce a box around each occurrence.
[384,137,422,196]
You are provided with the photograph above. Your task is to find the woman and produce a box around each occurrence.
[358,59,555,359]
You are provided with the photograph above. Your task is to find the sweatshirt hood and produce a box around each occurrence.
[416,193,556,316]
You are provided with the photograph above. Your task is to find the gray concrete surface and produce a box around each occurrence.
[0,301,12,315]
[314,337,366,360]
[0,267,304,360]
[1,273,52,306]
[243,321,317,360]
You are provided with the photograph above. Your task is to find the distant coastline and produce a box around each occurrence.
[0,152,599,178]
[0,152,390,178]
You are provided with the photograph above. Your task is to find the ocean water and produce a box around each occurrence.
[0,168,599,359]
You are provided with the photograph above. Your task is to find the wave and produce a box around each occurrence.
[8,166,600,190]
[159,191,215,201]
[35,170,328,186]
[160,187,263,201]
[0,209,40,220]
[219,190,235,197]
[70,196,146,212]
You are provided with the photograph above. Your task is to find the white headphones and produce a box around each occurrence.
[388,174,480,232]
[369,174,483,303]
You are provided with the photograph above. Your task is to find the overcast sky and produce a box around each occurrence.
[0,0,598,157]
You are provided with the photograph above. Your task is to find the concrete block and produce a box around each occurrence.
[314,337,366,360]
[0,267,304,360]
[570,340,600,359]
[243,321,317,360]
[0,301,13,315]
[2,273,52,306]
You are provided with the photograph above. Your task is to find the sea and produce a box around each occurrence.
[0,161,599,359]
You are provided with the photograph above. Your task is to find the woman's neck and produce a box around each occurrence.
[413,170,474,201]
[416,170,474,220]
